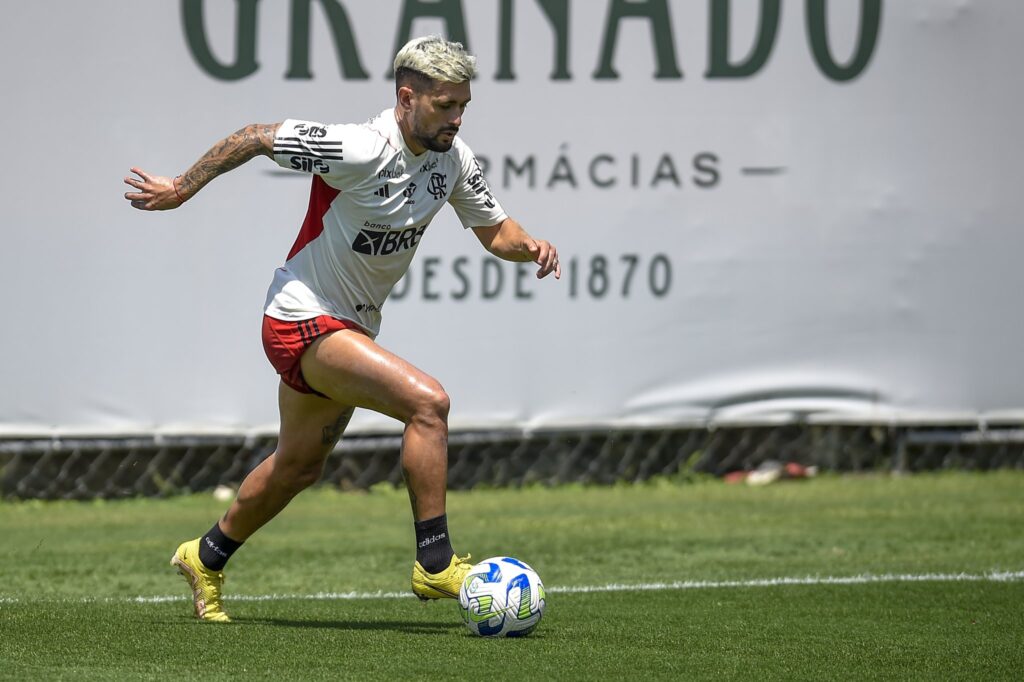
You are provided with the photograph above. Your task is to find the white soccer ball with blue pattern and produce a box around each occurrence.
[458,556,546,637]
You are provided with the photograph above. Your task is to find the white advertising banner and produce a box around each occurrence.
[1,1,1020,436]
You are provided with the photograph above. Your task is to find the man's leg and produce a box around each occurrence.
[299,329,471,598]
[171,383,352,622]
[299,329,451,522]
[220,386,353,541]
[174,327,466,619]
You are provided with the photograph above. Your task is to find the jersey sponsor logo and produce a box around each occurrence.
[363,220,392,229]
[289,156,331,173]
[377,167,402,179]
[427,172,448,200]
[355,303,382,313]
[373,184,390,198]
[419,158,438,173]
[351,224,427,256]
[403,182,417,205]
[294,123,327,138]
[466,159,496,209]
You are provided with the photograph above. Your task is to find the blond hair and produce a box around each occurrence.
[393,35,476,84]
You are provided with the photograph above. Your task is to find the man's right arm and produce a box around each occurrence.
[124,123,280,211]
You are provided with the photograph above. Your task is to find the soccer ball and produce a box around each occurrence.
[458,556,546,637]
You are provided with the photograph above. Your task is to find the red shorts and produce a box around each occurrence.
[262,314,364,395]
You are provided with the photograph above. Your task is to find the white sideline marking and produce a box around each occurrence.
[550,570,1024,594]
[2,571,1022,605]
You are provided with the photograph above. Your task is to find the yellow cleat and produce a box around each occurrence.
[412,553,473,601]
[170,538,231,623]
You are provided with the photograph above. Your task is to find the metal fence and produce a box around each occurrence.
[2,423,1023,500]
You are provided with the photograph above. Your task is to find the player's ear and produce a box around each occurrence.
[397,85,416,111]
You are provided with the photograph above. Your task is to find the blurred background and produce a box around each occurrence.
[1,0,1021,497]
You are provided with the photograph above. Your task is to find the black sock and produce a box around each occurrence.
[414,514,454,574]
[197,522,243,571]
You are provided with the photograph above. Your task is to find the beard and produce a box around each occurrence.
[415,124,459,153]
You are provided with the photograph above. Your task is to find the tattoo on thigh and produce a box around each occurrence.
[322,409,354,446]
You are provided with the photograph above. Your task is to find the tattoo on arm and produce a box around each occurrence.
[177,123,279,199]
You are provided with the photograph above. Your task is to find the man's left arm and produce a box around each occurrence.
[473,218,561,280]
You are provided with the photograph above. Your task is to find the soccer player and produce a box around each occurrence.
[123,36,560,622]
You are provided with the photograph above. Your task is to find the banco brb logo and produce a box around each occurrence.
[352,225,427,256]
[181,0,883,84]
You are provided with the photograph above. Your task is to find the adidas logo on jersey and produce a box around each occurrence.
[374,185,390,198]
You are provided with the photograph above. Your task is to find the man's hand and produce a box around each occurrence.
[123,168,184,211]
[473,218,561,279]
[123,123,279,212]
[524,237,561,279]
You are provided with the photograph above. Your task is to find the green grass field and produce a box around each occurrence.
[1,472,1022,680]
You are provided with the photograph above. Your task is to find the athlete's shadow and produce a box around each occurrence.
[235,617,462,634]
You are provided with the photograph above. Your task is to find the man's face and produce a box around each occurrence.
[408,80,472,153]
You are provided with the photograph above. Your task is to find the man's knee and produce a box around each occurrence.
[410,381,450,430]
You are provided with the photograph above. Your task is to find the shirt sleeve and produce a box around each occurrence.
[448,139,508,229]
[274,117,393,192]
[272,120,348,176]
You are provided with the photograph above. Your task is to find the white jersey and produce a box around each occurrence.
[264,109,507,337]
